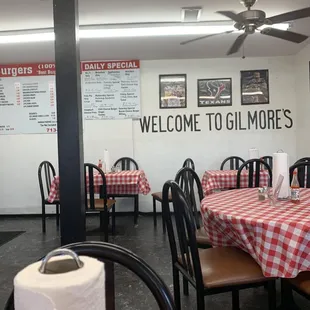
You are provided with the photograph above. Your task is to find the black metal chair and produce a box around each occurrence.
[152,159,195,231]
[114,157,139,170]
[295,157,310,164]
[220,156,245,170]
[261,156,273,170]
[162,181,277,310]
[287,271,310,306]
[85,163,116,242]
[237,159,272,189]
[113,157,139,225]
[5,241,176,310]
[175,167,211,249]
[289,162,310,188]
[182,158,195,170]
[38,161,60,233]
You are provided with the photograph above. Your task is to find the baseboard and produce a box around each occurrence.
[0,211,156,218]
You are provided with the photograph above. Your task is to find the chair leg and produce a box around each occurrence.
[183,276,189,296]
[112,204,116,236]
[56,204,60,230]
[232,290,240,310]
[161,202,166,233]
[42,203,46,233]
[134,195,139,225]
[267,280,276,310]
[153,197,157,227]
[196,290,205,310]
[173,267,181,310]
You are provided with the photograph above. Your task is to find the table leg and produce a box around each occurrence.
[134,195,139,226]
[277,279,300,310]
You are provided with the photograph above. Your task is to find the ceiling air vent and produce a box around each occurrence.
[181,7,202,22]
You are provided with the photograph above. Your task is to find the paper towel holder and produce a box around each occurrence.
[39,249,84,274]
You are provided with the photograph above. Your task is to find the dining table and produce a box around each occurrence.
[48,170,151,203]
[201,188,310,309]
[48,170,151,225]
[201,169,270,195]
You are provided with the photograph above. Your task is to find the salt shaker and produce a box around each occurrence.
[258,188,265,201]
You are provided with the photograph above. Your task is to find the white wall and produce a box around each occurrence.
[0,55,299,213]
[295,44,310,158]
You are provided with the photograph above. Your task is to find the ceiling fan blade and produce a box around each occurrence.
[267,7,310,24]
[216,10,244,23]
[180,30,234,45]
[261,28,308,43]
[227,33,248,55]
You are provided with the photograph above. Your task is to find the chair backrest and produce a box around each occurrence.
[175,167,204,229]
[237,159,272,189]
[114,157,139,171]
[38,161,56,201]
[289,162,310,188]
[5,241,175,310]
[261,156,273,170]
[162,181,204,290]
[182,158,195,170]
[84,163,107,210]
[295,157,310,164]
[220,156,245,170]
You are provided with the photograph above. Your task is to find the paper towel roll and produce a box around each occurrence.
[248,148,259,159]
[273,152,290,199]
[14,256,106,310]
[104,149,111,173]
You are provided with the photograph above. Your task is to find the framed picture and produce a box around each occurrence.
[159,74,187,109]
[241,69,270,105]
[197,78,232,107]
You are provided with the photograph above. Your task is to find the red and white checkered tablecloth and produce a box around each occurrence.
[201,170,270,196]
[201,188,310,278]
[47,170,151,203]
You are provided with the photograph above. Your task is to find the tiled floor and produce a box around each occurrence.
[0,215,308,309]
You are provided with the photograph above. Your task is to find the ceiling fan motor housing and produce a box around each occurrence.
[234,10,266,32]
[240,0,257,9]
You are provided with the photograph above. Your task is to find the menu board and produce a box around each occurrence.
[0,60,140,135]
[0,63,57,134]
[82,60,140,120]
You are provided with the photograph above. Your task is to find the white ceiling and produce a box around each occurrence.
[0,0,310,61]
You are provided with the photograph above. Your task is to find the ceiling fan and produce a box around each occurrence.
[180,0,310,55]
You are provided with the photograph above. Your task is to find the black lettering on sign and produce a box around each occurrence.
[215,113,222,131]
[226,113,234,130]
[283,109,293,128]
[259,110,267,130]
[139,109,294,133]
[205,113,214,131]
[167,115,174,132]
[152,116,158,133]
[275,109,282,129]
[238,112,246,130]
[267,110,275,130]
[194,114,201,132]
[248,111,258,130]
[184,114,193,131]
[175,115,182,132]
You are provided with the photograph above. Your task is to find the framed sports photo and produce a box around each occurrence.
[241,69,270,105]
[197,78,232,107]
[159,74,187,109]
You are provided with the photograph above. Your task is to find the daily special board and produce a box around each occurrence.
[0,60,140,134]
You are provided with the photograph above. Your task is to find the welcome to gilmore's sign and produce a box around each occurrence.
[140,109,293,133]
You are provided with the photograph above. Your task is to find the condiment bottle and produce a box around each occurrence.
[98,159,103,169]
[290,169,300,204]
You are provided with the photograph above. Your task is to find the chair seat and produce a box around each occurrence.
[196,228,212,247]
[87,199,116,210]
[198,247,269,289]
[152,192,172,202]
[45,199,60,205]
[289,272,310,295]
